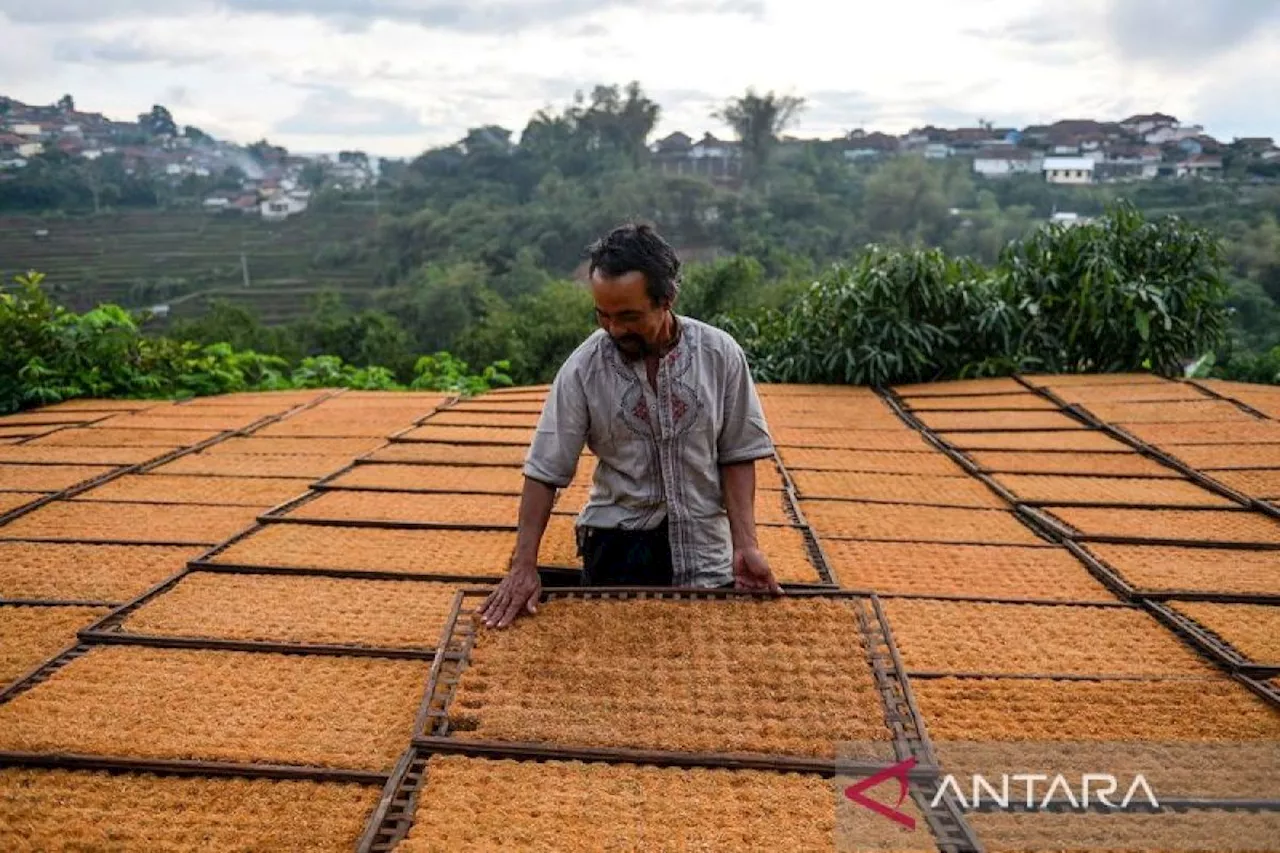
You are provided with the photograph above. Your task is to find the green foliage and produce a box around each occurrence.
[411,352,513,396]
[0,272,512,413]
[722,204,1232,385]
[999,203,1230,374]
[1210,346,1280,384]
[679,255,767,321]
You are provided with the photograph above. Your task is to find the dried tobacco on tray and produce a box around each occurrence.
[0,463,115,492]
[155,452,350,479]
[0,605,110,687]
[399,756,937,853]
[0,646,427,770]
[942,431,1132,452]
[800,501,1044,545]
[1170,601,1280,667]
[881,599,1213,676]
[0,768,380,853]
[74,474,307,507]
[771,428,928,452]
[785,450,964,476]
[210,524,519,575]
[1047,507,1280,544]
[824,541,1109,600]
[1084,543,1280,596]
[0,492,45,515]
[0,542,197,602]
[122,573,465,650]
[449,597,891,757]
[912,676,1280,742]
[967,450,1177,478]
[795,473,1006,508]
[0,502,261,545]
[991,474,1232,507]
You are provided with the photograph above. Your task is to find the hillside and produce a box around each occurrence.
[0,206,381,323]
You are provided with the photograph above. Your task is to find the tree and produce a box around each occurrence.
[183,125,213,144]
[247,139,288,165]
[713,88,806,181]
[862,156,950,244]
[580,82,660,168]
[299,162,326,190]
[139,105,178,137]
[57,94,75,113]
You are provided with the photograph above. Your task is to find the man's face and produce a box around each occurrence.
[590,269,669,359]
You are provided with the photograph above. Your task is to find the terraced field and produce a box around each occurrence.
[2,374,1278,851]
[0,207,380,323]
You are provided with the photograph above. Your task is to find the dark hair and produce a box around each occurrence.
[586,222,681,306]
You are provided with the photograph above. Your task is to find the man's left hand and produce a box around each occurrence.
[733,546,783,595]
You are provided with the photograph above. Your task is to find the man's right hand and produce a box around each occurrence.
[479,561,542,629]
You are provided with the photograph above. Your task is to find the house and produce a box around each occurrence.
[1145,123,1205,145]
[945,127,1015,153]
[1234,137,1275,156]
[1121,113,1178,137]
[229,194,260,214]
[838,129,899,160]
[9,123,42,137]
[1042,156,1095,184]
[972,147,1037,177]
[1050,211,1090,226]
[1099,146,1161,181]
[923,142,953,159]
[17,141,44,158]
[652,132,741,179]
[260,192,308,221]
[1043,120,1125,147]
[1176,154,1223,179]
[0,132,25,153]
[652,132,693,157]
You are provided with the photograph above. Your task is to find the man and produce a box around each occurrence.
[480,223,781,629]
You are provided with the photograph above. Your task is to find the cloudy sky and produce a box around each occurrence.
[2,0,1278,157]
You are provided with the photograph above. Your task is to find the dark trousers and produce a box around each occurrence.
[577,521,736,589]
[579,521,674,586]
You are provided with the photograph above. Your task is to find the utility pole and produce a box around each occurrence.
[241,252,251,288]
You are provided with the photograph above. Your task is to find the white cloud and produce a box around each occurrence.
[4,0,1275,157]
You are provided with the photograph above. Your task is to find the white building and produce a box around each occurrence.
[1176,155,1223,179]
[972,149,1038,177]
[923,142,953,159]
[1042,157,1095,185]
[17,141,43,158]
[261,193,309,221]
[1145,124,1205,145]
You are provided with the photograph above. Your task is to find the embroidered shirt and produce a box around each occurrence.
[523,316,774,587]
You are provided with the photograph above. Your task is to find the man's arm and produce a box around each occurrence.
[721,460,782,594]
[480,358,589,628]
[480,476,557,628]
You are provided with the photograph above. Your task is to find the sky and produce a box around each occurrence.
[1,0,1278,158]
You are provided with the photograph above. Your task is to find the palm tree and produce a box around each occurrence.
[713,88,806,182]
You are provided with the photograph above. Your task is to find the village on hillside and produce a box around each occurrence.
[0,96,375,222]
[4,93,1280,224]
[649,114,1280,184]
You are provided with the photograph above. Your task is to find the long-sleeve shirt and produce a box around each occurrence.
[523,316,775,587]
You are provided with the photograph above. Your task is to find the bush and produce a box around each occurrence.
[0,272,514,413]
[720,203,1233,385]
